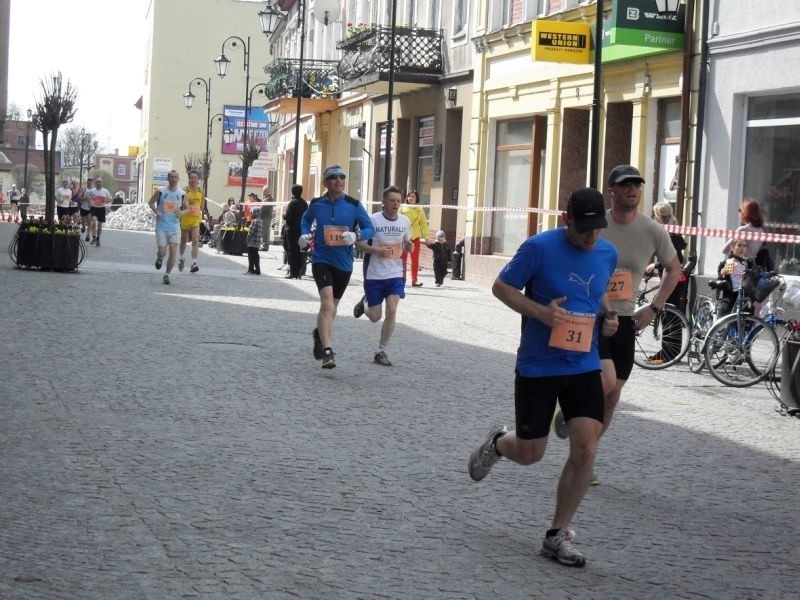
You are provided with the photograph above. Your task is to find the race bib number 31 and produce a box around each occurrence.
[324,225,348,246]
[380,243,402,258]
[607,269,633,301]
[548,312,596,353]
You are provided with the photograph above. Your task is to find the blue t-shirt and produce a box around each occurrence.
[155,187,184,233]
[300,193,374,272]
[498,228,617,377]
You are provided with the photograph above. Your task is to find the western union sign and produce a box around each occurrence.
[532,20,591,64]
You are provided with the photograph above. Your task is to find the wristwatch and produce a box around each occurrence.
[649,303,662,313]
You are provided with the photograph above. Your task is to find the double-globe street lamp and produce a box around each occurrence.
[215,34,273,206]
[258,0,306,185]
[183,77,224,208]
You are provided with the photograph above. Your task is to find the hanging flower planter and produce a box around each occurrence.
[8,221,86,271]
[219,226,249,256]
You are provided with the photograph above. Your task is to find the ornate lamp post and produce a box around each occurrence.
[214,35,253,205]
[183,77,223,198]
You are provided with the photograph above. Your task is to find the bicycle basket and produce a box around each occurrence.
[742,268,780,302]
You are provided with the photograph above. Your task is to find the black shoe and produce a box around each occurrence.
[321,348,336,369]
[353,295,366,319]
[411,282,423,287]
[190,263,199,273]
[312,328,323,360]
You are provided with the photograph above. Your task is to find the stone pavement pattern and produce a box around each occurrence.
[1,226,798,599]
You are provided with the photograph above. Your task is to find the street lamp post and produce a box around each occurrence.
[214,35,252,205]
[589,0,682,189]
[183,77,214,196]
[383,0,398,189]
[21,109,33,191]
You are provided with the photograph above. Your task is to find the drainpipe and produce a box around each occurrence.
[689,0,710,256]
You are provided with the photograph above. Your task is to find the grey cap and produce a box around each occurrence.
[608,165,645,186]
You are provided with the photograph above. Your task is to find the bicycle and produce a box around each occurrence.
[702,270,785,387]
[632,268,691,370]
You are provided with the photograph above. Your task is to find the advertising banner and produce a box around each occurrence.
[222,105,271,154]
[600,0,685,62]
[532,20,591,65]
[152,157,173,184]
[226,153,271,187]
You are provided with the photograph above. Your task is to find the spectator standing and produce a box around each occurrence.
[425,230,451,287]
[18,188,29,222]
[261,185,275,251]
[245,207,263,275]
[722,198,765,261]
[399,189,429,287]
[283,184,308,279]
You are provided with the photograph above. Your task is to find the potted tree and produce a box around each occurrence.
[11,73,85,272]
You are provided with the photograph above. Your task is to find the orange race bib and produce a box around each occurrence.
[380,243,402,258]
[92,195,106,207]
[607,269,633,301]
[548,312,596,353]
[162,201,178,212]
[189,206,201,216]
[324,225,348,246]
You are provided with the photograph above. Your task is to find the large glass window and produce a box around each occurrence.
[453,0,468,37]
[743,93,800,273]
[416,116,435,206]
[348,134,364,200]
[493,119,533,255]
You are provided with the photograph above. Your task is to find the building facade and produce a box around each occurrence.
[93,151,139,202]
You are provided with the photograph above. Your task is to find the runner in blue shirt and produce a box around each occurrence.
[299,165,374,369]
[467,188,618,568]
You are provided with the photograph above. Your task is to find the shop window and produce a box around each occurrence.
[493,119,534,255]
[743,93,800,273]
[416,116,435,207]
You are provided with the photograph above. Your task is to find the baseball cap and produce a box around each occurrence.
[567,188,608,233]
[608,165,645,186]
[322,165,346,180]
[435,230,445,239]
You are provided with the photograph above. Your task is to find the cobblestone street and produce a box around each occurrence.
[1,225,798,599]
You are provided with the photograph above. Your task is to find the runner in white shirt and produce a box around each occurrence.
[352,185,413,366]
[55,179,72,223]
[86,178,112,246]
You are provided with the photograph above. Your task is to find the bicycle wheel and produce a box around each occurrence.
[704,314,780,387]
[633,305,690,369]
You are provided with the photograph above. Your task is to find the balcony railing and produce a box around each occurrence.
[337,25,443,83]
[263,58,341,100]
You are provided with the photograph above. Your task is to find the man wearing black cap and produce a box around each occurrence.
[467,188,618,567]
[600,166,680,434]
[299,165,375,369]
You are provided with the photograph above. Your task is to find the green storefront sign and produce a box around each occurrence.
[595,0,686,63]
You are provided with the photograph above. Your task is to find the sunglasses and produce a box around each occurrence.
[326,174,346,181]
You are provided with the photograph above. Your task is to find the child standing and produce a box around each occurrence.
[716,239,752,316]
[426,230,451,287]
[245,207,263,275]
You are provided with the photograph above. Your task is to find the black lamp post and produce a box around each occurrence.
[214,35,253,205]
[589,0,682,189]
[18,108,33,191]
[383,0,398,189]
[183,77,220,196]
[260,0,305,185]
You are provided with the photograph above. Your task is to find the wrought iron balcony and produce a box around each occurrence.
[263,58,341,100]
[337,25,443,91]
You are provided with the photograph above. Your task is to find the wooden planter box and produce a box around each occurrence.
[219,228,249,256]
[12,226,84,271]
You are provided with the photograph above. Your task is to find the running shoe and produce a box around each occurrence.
[321,348,336,369]
[95,239,100,247]
[541,529,586,567]
[553,409,569,439]
[468,424,508,482]
[190,263,199,273]
[178,259,185,272]
[411,282,423,287]
[374,351,392,366]
[353,295,366,319]
[312,328,323,360]
[162,274,170,285]
[155,256,162,270]
[590,473,600,487]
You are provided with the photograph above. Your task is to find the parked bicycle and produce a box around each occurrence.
[631,257,696,370]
